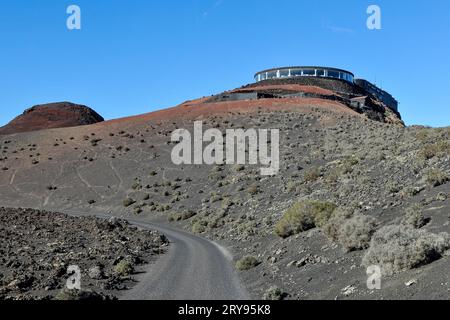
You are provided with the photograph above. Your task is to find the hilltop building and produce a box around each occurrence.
[254,66,398,112]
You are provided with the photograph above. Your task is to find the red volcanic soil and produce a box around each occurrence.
[98,97,359,132]
[231,84,339,97]
[0,96,358,137]
[0,102,104,135]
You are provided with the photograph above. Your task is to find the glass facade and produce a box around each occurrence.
[327,70,340,79]
[291,69,302,77]
[316,69,325,76]
[303,69,315,76]
[267,71,277,78]
[280,70,290,77]
[255,67,354,84]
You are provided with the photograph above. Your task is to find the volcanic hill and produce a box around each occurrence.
[0,102,104,135]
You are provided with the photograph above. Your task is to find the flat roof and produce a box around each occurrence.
[254,66,355,78]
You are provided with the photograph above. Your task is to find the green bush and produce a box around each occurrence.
[235,256,260,271]
[263,286,285,300]
[419,141,450,160]
[90,138,102,147]
[426,169,449,187]
[303,167,321,183]
[274,200,337,238]
[168,210,197,222]
[247,185,259,195]
[341,157,359,175]
[387,181,401,194]
[123,198,136,207]
[191,221,207,234]
[114,260,134,276]
[286,180,298,192]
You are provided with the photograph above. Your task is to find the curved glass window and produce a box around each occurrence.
[291,69,302,77]
[255,68,354,83]
[267,71,277,79]
[316,69,325,76]
[328,70,339,79]
[280,70,289,77]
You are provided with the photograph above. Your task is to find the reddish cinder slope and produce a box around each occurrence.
[99,97,358,132]
[231,84,339,96]
[0,102,104,135]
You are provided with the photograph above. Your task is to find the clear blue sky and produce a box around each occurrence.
[1,0,449,127]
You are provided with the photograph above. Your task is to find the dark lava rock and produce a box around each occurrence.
[0,102,104,135]
[0,207,169,300]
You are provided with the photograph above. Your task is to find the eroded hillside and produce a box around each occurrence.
[0,98,449,299]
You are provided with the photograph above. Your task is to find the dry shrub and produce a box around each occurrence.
[323,210,377,252]
[362,225,450,275]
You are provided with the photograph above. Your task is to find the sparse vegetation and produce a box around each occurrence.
[425,169,448,187]
[235,256,260,271]
[362,225,450,275]
[334,215,377,252]
[90,139,102,147]
[387,181,402,194]
[303,167,321,182]
[274,200,337,238]
[54,289,106,301]
[247,185,259,195]
[191,221,207,234]
[113,260,134,277]
[168,210,197,222]
[209,192,222,203]
[286,180,299,192]
[419,141,450,160]
[132,182,142,190]
[5,90,450,299]
[401,205,427,229]
[123,198,136,207]
[263,286,285,300]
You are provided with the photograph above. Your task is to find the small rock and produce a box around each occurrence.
[297,256,309,267]
[88,266,103,280]
[287,260,297,268]
[437,192,447,201]
[405,279,417,287]
[341,285,356,296]
[268,256,277,264]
